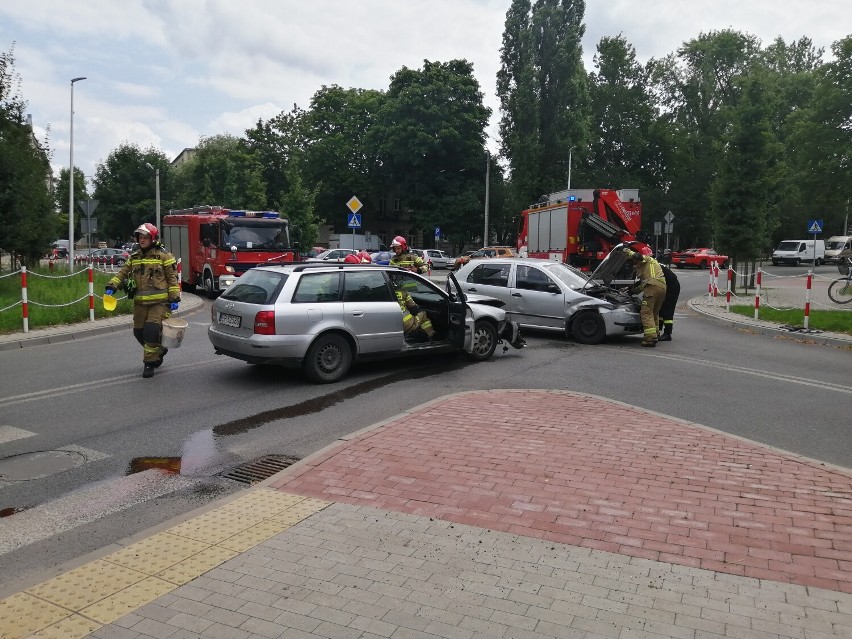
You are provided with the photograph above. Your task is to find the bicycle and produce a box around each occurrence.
[827,256,852,304]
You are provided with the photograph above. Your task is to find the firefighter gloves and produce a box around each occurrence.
[170,302,179,312]
[105,287,115,296]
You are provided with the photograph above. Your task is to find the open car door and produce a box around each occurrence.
[446,272,474,351]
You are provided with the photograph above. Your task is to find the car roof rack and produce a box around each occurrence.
[291,262,385,272]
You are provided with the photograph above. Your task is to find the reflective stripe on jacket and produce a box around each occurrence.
[390,252,427,274]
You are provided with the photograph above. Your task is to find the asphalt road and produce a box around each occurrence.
[0,266,849,597]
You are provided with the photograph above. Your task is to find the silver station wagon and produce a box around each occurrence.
[208,263,525,383]
[454,253,642,344]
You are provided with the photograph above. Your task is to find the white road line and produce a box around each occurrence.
[0,357,227,409]
[0,426,36,445]
[603,347,852,394]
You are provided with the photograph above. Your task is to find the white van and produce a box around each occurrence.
[824,236,852,264]
[771,239,826,266]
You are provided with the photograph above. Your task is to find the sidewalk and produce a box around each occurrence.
[1,294,851,638]
[3,390,852,639]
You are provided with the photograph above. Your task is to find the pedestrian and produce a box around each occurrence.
[658,264,680,341]
[105,223,180,378]
[624,244,667,347]
[389,236,428,274]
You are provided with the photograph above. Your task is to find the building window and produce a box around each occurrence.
[393,199,400,212]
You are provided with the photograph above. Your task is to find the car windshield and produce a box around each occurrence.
[541,262,589,287]
[220,269,288,304]
[222,220,290,250]
[777,241,800,251]
[826,241,845,250]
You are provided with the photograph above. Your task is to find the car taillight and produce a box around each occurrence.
[254,311,275,335]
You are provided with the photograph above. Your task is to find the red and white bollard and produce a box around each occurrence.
[804,271,812,329]
[88,265,95,322]
[21,266,28,333]
[725,266,733,312]
[754,269,762,320]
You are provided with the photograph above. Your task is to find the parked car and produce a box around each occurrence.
[419,249,453,269]
[208,262,525,383]
[82,248,130,266]
[305,249,358,263]
[452,246,518,271]
[670,248,728,269]
[454,253,642,344]
[370,251,393,265]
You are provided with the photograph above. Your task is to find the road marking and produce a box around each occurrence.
[0,426,36,445]
[607,347,852,394]
[0,358,227,409]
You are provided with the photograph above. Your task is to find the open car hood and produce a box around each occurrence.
[581,249,628,290]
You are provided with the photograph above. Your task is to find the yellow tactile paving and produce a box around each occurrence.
[0,490,330,638]
[0,593,71,639]
[25,559,148,610]
[218,519,294,552]
[26,613,100,638]
[103,532,210,574]
[156,546,239,585]
[80,576,176,625]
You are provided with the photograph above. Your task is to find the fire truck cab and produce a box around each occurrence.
[162,206,298,297]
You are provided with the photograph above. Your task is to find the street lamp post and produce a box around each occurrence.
[483,151,490,246]
[146,163,161,229]
[567,146,575,192]
[68,76,86,269]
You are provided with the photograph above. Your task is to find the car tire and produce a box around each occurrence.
[794,258,801,267]
[303,333,352,383]
[699,260,708,269]
[571,310,607,345]
[465,320,497,362]
[815,258,822,266]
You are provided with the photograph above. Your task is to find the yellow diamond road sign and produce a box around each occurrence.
[346,196,363,214]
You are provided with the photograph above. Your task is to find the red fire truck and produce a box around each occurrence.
[517,188,642,270]
[162,206,299,297]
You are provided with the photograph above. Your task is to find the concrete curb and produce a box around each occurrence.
[0,293,206,351]
[687,295,852,348]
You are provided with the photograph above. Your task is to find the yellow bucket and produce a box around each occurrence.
[161,317,188,349]
[102,294,117,312]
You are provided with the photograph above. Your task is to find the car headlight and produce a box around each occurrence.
[221,277,236,288]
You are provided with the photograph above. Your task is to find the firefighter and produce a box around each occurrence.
[658,263,680,341]
[389,272,436,341]
[105,223,180,378]
[623,244,666,347]
[389,236,427,274]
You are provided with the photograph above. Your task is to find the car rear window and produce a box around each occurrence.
[292,272,341,303]
[466,263,510,287]
[343,271,394,302]
[221,270,288,304]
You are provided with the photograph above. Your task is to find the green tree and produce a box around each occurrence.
[170,134,267,211]
[0,45,57,265]
[54,166,89,241]
[373,59,490,245]
[91,144,169,241]
[277,161,320,249]
[497,0,590,212]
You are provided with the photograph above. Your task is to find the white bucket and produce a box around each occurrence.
[161,317,188,349]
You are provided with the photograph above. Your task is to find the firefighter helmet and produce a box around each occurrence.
[343,253,360,264]
[390,236,408,251]
[357,250,372,263]
[134,223,159,241]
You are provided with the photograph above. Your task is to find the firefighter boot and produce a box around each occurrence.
[657,333,672,341]
[152,347,168,368]
[142,363,156,378]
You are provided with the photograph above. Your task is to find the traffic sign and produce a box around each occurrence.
[664,210,674,223]
[346,196,363,214]
[807,219,823,234]
[347,213,362,228]
[434,227,441,239]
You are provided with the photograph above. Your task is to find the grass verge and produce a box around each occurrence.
[729,305,852,335]
[0,265,133,334]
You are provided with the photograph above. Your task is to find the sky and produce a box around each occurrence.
[1,0,848,185]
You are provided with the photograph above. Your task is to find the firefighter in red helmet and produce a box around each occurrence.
[106,223,180,377]
[389,235,427,274]
[623,242,666,347]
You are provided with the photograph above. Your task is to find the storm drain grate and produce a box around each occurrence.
[218,454,300,484]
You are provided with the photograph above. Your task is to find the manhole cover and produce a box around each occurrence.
[218,455,299,484]
[0,450,88,481]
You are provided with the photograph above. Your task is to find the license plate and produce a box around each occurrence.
[218,312,241,328]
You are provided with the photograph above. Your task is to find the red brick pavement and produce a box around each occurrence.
[270,390,852,593]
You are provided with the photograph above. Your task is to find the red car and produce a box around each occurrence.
[671,247,728,269]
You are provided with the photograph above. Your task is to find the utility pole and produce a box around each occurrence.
[483,151,490,246]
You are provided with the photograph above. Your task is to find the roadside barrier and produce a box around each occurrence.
[706,264,847,323]
[1,259,181,333]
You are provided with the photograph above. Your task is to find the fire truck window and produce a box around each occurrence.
[516,266,557,292]
[467,263,510,287]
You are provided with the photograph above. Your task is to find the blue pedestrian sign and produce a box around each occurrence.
[347,213,361,228]
[434,227,441,239]
[807,219,823,234]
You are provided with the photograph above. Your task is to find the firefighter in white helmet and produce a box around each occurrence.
[106,223,180,377]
